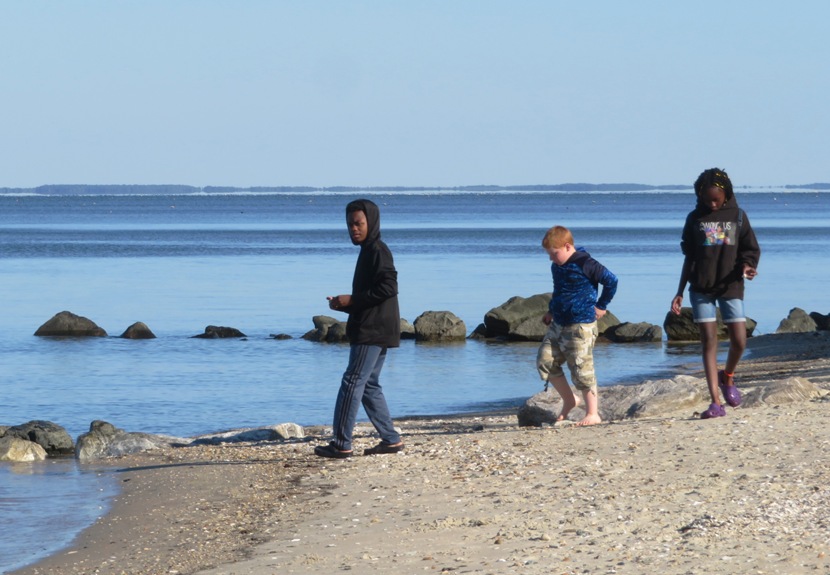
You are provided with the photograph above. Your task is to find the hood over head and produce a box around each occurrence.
[346,198,381,245]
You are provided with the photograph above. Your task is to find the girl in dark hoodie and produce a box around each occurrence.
[315,199,404,458]
[671,168,761,419]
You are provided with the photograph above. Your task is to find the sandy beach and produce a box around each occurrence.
[12,331,830,575]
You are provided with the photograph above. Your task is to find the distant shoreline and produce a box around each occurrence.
[2,182,830,195]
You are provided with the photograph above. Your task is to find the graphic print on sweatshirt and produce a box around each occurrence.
[699,220,737,246]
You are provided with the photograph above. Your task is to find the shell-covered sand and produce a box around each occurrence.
[13,332,830,575]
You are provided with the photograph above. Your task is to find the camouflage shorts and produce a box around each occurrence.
[536,321,599,392]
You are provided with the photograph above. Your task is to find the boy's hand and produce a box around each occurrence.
[595,307,607,320]
[742,264,758,280]
[541,312,553,326]
[327,295,352,310]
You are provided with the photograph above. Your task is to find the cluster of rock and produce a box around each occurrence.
[32,311,248,340]
[0,420,74,462]
[31,301,830,345]
[303,295,664,344]
[0,419,306,463]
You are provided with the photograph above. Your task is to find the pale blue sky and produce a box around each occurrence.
[2,1,828,188]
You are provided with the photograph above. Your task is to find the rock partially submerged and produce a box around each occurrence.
[0,436,47,462]
[3,420,74,456]
[120,321,156,339]
[192,325,247,339]
[302,315,349,343]
[414,311,466,342]
[664,307,756,341]
[478,293,552,341]
[34,311,107,337]
[603,321,662,343]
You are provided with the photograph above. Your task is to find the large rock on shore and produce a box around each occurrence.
[414,311,466,342]
[517,375,703,426]
[776,307,817,334]
[75,420,185,461]
[34,311,107,337]
[664,307,756,341]
[189,423,305,445]
[3,420,74,456]
[742,376,822,406]
[0,436,47,462]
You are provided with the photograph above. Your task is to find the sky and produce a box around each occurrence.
[2,1,828,188]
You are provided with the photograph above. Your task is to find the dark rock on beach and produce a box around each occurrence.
[413,311,466,342]
[34,310,107,337]
[192,325,247,339]
[270,333,293,340]
[120,321,156,339]
[4,420,74,456]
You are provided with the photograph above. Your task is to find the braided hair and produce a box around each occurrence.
[694,167,734,205]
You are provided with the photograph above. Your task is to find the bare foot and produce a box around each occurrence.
[556,395,584,422]
[575,413,602,427]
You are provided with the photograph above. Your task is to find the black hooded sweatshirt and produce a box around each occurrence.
[343,199,400,348]
[680,195,761,299]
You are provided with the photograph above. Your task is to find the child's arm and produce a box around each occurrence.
[671,258,692,315]
[737,210,761,280]
[594,266,618,311]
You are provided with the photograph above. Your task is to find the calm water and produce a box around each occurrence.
[2,189,829,571]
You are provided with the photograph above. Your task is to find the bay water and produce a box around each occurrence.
[2,188,828,571]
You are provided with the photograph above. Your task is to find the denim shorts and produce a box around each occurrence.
[689,291,745,323]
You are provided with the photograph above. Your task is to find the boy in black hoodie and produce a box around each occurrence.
[670,168,761,419]
[314,199,404,458]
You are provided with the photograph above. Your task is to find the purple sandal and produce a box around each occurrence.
[719,370,742,407]
[701,403,727,419]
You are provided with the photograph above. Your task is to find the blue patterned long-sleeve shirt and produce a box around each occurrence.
[549,247,618,326]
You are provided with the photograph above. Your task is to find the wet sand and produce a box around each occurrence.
[12,332,830,575]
